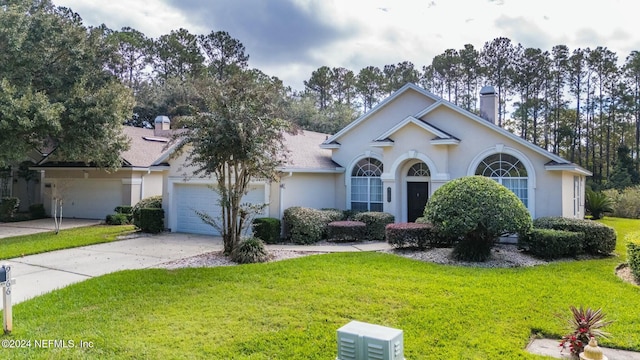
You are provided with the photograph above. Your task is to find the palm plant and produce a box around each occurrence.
[558,305,613,356]
[585,190,614,220]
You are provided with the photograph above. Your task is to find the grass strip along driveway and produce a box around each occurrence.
[0,225,136,260]
[0,219,639,359]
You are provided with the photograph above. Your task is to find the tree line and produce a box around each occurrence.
[3,0,640,189]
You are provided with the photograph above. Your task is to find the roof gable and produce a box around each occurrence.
[322,83,440,146]
[374,114,456,142]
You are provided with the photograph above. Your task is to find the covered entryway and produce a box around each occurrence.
[407,182,428,222]
[44,179,122,219]
[174,183,266,235]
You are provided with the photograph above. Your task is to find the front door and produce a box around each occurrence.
[407,182,429,222]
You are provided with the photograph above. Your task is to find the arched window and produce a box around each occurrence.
[351,158,383,211]
[475,153,528,206]
[407,162,430,177]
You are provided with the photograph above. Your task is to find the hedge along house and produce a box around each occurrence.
[28,117,171,219]
[158,83,590,236]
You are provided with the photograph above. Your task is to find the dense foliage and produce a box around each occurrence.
[518,228,584,259]
[326,221,365,241]
[385,222,433,249]
[0,0,133,169]
[424,176,532,261]
[533,217,617,255]
[230,237,269,264]
[132,196,162,228]
[352,211,395,240]
[626,232,640,281]
[283,207,344,244]
[139,208,164,233]
[251,217,281,244]
[585,189,614,219]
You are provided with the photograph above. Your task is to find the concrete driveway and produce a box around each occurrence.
[0,218,102,239]
[2,233,222,304]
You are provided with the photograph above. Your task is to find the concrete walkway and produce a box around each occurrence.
[527,338,640,359]
[0,218,102,239]
[2,231,391,304]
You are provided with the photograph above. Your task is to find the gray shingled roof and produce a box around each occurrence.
[282,130,341,170]
[121,126,171,167]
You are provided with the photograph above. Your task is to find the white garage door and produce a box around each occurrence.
[50,179,122,219]
[175,184,265,235]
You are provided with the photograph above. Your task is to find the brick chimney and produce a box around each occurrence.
[479,86,498,124]
[154,115,171,136]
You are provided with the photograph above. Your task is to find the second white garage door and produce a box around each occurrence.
[174,184,265,235]
[48,179,122,219]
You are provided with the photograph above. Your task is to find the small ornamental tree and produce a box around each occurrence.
[174,69,292,255]
[424,176,532,261]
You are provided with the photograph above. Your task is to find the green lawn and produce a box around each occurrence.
[0,225,136,260]
[1,219,639,359]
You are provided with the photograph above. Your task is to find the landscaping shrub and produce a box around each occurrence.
[327,221,366,241]
[424,176,532,261]
[115,206,133,214]
[252,217,281,244]
[132,196,162,228]
[385,222,432,249]
[0,197,20,221]
[414,218,453,247]
[585,189,614,219]
[342,209,361,220]
[626,232,640,281]
[139,208,164,233]
[558,306,612,357]
[283,207,345,244]
[353,211,395,240]
[231,237,270,264]
[106,213,130,225]
[519,228,583,259]
[604,187,640,218]
[533,217,617,255]
[28,203,46,219]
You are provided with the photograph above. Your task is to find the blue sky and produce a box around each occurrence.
[55,0,640,90]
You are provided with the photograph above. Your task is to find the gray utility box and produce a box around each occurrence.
[336,320,404,360]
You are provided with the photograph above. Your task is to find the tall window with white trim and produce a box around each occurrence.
[475,153,528,206]
[351,158,383,211]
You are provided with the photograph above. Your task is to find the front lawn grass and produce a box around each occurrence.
[1,219,638,359]
[0,225,136,260]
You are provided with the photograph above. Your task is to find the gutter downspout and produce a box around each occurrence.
[279,172,293,237]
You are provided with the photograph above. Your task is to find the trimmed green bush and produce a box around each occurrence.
[424,176,533,261]
[414,218,454,247]
[519,228,583,259]
[28,203,46,219]
[252,217,281,244]
[106,213,130,225]
[132,196,162,228]
[0,197,20,220]
[231,237,270,264]
[385,222,432,249]
[533,217,617,255]
[327,221,366,241]
[284,207,345,244]
[114,206,133,214]
[342,209,361,220]
[626,232,640,281]
[139,208,164,233]
[353,212,395,240]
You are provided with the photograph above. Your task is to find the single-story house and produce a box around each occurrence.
[157,83,591,235]
[27,120,171,219]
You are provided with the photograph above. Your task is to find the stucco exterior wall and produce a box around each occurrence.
[280,173,339,213]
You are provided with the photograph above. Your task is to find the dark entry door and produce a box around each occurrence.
[407,182,429,222]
